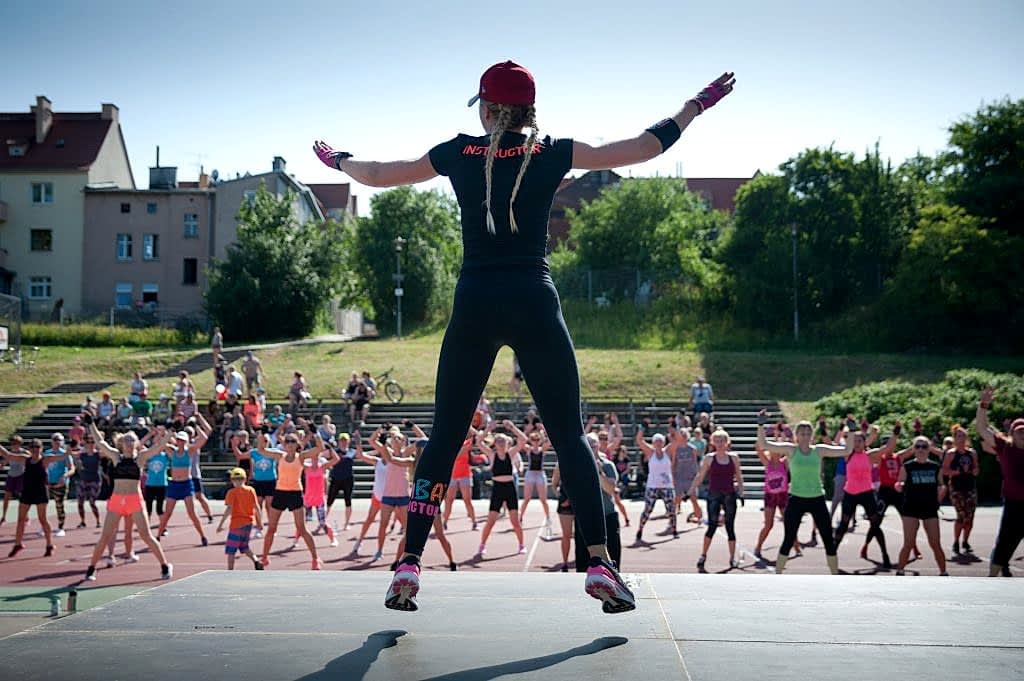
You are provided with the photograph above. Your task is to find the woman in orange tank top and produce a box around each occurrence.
[255,430,325,570]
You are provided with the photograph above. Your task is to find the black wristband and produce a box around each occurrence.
[333,152,353,170]
[645,118,681,153]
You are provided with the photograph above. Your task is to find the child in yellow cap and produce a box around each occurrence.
[216,467,263,570]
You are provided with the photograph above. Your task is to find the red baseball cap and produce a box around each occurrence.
[467,61,536,107]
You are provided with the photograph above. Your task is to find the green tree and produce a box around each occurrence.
[350,187,462,332]
[562,177,727,300]
[880,204,1024,350]
[943,98,1024,234]
[205,185,349,340]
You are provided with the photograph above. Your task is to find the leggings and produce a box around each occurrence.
[47,484,67,528]
[327,478,354,507]
[780,495,837,556]
[639,488,677,534]
[144,486,166,518]
[576,512,620,572]
[705,491,738,540]
[403,269,605,557]
[836,490,887,555]
[991,498,1024,569]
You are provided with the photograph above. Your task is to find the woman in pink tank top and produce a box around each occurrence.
[753,445,790,559]
[291,450,339,549]
[833,425,899,569]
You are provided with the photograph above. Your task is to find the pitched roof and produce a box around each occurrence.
[307,183,352,213]
[684,177,755,213]
[0,113,113,171]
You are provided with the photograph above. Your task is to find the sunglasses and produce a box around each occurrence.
[914,443,929,449]
[598,436,608,441]
[284,439,299,445]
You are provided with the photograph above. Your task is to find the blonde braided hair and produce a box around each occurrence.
[483,102,539,234]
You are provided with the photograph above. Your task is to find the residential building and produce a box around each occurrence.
[0,96,134,318]
[307,183,358,221]
[212,156,325,261]
[82,166,214,320]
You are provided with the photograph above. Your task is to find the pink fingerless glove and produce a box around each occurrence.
[313,141,352,170]
[690,74,735,115]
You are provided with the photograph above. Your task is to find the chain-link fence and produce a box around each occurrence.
[551,267,686,306]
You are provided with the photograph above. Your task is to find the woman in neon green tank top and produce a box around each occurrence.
[757,411,852,575]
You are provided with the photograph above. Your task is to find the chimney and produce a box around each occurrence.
[101,103,119,122]
[272,156,286,173]
[31,96,53,144]
[198,172,210,189]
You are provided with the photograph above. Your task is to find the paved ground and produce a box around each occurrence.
[2,571,1021,681]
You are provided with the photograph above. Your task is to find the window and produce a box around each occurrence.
[143,234,160,261]
[29,276,52,300]
[30,229,53,252]
[142,283,159,306]
[31,182,54,204]
[120,202,131,214]
[183,258,198,285]
[115,283,132,308]
[146,202,157,215]
[183,213,199,239]
[116,233,133,260]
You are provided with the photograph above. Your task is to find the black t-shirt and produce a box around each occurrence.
[429,133,573,270]
[902,459,941,514]
[948,449,977,493]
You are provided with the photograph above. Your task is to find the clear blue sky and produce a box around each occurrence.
[2,0,1021,215]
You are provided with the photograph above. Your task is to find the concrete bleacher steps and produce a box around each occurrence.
[4,399,782,499]
[0,571,1018,681]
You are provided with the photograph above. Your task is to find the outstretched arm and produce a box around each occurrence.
[572,72,735,170]
[313,143,438,188]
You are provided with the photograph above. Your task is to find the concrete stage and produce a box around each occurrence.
[1,572,1022,681]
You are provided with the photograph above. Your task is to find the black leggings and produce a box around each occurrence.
[404,270,605,557]
[144,486,166,518]
[576,512,620,572]
[327,478,354,507]
[836,490,888,555]
[992,498,1024,569]
[780,495,837,556]
[705,491,738,541]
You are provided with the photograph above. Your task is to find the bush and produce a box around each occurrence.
[814,370,1024,501]
[22,323,192,348]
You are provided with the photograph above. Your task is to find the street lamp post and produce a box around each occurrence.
[393,236,406,340]
[791,223,799,343]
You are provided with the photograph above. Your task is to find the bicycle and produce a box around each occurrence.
[375,368,404,404]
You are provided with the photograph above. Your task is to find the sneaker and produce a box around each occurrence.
[162,563,173,580]
[477,544,486,557]
[585,557,636,614]
[952,541,960,555]
[201,536,209,547]
[329,538,339,547]
[35,529,45,537]
[449,561,458,572]
[289,540,299,551]
[697,555,706,570]
[104,556,116,568]
[127,552,140,563]
[561,562,569,573]
[96,521,102,529]
[635,531,642,544]
[44,545,54,557]
[372,550,383,562]
[254,560,265,571]
[518,544,526,555]
[207,515,214,524]
[895,569,905,576]
[963,542,973,553]
[471,521,478,531]
[384,556,421,612]
[940,571,949,576]
[85,566,97,581]
[7,544,23,558]
[882,557,893,570]
[253,529,263,539]
[729,558,740,569]
[55,529,66,537]
[76,522,87,529]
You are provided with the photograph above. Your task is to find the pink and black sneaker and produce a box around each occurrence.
[385,556,421,612]
[585,557,636,614]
